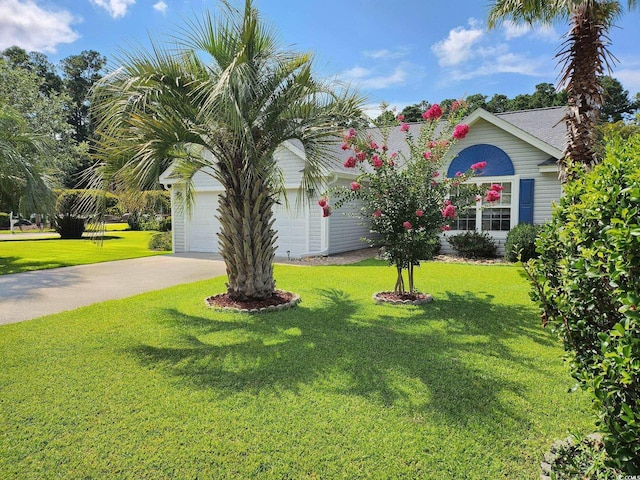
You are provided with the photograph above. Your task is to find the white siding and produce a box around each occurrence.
[327,179,373,254]
[187,192,221,252]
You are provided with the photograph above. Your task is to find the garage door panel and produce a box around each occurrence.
[188,190,309,257]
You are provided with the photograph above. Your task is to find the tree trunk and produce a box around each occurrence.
[408,262,415,293]
[394,264,405,293]
[217,173,277,300]
[557,3,608,181]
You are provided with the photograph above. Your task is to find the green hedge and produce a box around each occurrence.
[447,231,497,259]
[525,134,640,473]
[504,223,541,262]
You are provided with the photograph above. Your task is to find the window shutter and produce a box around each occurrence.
[518,179,534,224]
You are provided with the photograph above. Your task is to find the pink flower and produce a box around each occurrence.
[432,171,440,178]
[322,206,332,217]
[423,104,443,121]
[350,182,361,191]
[428,141,438,149]
[390,152,397,158]
[372,155,383,168]
[490,183,504,192]
[356,151,366,162]
[430,181,438,187]
[369,140,379,150]
[373,209,382,218]
[403,221,412,230]
[485,189,501,202]
[318,196,328,207]
[439,140,450,148]
[442,204,456,219]
[344,156,357,168]
[455,171,462,177]
[470,161,487,171]
[451,100,462,111]
[422,151,432,160]
[441,225,451,231]
[341,142,350,151]
[382,145,388,151]
[345,128,356,139]
[452,123,470,140]
[400,122,410,132]
[396,114,405,121]
[416,209,424,217]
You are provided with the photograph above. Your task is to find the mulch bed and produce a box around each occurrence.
[373,291,433,305]
[205,290,299,312]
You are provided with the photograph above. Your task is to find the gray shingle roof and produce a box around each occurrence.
[496,106,566,151]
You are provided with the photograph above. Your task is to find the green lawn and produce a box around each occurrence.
[0,229,169,275]
[0,261,592,479]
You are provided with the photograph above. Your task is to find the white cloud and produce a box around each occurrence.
[153,1,168,14]
[615,68,640,94]
[503,20,559,41]
[431,18,484,67]
[90,0,136,19]
[447,52,546,81]
[339,65,408,90]
[363,48,409,60]
[0,0,79,53]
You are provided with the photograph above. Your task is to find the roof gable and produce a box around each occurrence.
[465,108,564,159]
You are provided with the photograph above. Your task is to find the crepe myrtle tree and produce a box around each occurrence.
[90,0,364,301]
[322,102,503,294]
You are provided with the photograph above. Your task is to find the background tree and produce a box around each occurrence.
[599,75,636,121]
[0,58,76,211]
[1,47,63,96]
[0,103,54,214]
[91,0,364,301]
[489,0,639,178]
[485,93,511,113]
[60,50,106,145]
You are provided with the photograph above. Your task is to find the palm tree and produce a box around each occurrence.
[488,0,638,180]
[90,0,364,301]
[0,104,54,215]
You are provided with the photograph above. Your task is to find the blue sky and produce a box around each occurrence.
[2,0,639,116]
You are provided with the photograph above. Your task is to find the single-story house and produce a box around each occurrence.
[160,106,566,257]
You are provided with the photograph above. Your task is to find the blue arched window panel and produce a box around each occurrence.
[447,144,515,177]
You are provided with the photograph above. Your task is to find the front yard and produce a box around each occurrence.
[0,227,169,275]
[0,260,592,478]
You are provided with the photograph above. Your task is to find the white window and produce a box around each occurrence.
[453,177,518,232]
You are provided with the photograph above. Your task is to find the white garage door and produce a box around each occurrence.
[188,190,309,257]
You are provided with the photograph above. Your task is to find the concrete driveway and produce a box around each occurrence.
[0,253,227,325]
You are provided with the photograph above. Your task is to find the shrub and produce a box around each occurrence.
[0,212,9,229]
[53,216,85,239]
[158,216,172,232]
[542,435,621,479]
[54,190,86,239]
[148,231,172,251]
[447,231,497,259]
[504,223,541,262]
[525,134,640,473]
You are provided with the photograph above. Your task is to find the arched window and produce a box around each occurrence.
[447,144,514,177]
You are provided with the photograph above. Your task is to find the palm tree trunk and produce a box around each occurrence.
[217,173,277,300]
[557,2,609,180]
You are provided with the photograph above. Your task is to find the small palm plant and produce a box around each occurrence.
[90,0,364,301]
